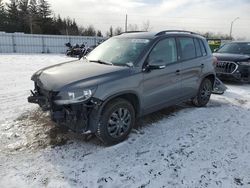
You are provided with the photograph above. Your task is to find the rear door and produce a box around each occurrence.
[142,37,182,113]
[177,37,205,97]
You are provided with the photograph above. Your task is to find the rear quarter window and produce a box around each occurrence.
[199,39,207,56]
[194,38,202,57]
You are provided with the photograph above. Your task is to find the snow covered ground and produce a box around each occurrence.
[0,54,250,188]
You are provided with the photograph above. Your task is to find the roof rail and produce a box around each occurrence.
[155,30,202,36]
[120,31,146,35]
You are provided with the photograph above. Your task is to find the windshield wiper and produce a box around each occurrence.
[112,62,134,67]
[89,60,113,66]
[125,62,134,67]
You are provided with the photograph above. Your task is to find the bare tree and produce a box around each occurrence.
[128,24,138,31]
[106,26,113,37]
[200,31,232,40]
[114,26,123,35]
[109,26,113,37]
[141,20,152,31]
[96,30,102,37]
[84,25,96,36]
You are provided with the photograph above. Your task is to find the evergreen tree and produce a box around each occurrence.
[6,0,21,32]
[114,27,122,35]
[18,0,29,33]
[62,18,68,35]
[78,26,85,36]
[49,14,60,34]
[0,0,4,10]
[37,0,53,34]
[29,0,37,15]
[28,0,41,33]
[0,0,105,36]
[0,0,7,31]
[70,19,79,35]
[84,25,96,36]
[64,17,72,35]
[107,26,113,37]
[96,30,102,37]
[55,15,65,34]
[38,0,51,19]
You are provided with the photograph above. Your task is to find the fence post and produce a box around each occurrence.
[12,33,16,53]
[94,36,97,46]
[42,36,45,53]
[0,33,1,53]
[69,36,71,44]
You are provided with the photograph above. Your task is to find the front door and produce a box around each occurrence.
[142,37,181,113]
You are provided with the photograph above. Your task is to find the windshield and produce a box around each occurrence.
[87,38,151,66]
[217,42,250,55]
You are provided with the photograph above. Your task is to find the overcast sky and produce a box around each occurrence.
[9,0,250,39]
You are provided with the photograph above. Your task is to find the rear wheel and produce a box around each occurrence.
[192,78,212,107]
[96,98,135,145]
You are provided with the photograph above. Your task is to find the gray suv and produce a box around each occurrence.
[28,30,215,145]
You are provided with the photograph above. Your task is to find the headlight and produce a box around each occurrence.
[68,89,92,101]
[55,88,96,105]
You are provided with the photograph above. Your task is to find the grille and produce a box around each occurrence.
[216,61,238,74]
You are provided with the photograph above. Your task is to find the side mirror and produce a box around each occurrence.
[147,59,166,70]
[213,48,218,53]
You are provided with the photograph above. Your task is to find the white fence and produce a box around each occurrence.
[0,32,105,54]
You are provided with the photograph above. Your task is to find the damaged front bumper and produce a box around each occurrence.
[212,77,227,95]
[28,89,103,134]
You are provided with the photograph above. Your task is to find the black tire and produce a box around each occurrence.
[96,98,135,145]
[192,78,212,107]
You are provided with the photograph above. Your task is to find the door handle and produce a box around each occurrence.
[201,64,204,68]
[176,70,180,75]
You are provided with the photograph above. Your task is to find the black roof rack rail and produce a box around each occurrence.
[119,31,146,35]
[155,30,202,36]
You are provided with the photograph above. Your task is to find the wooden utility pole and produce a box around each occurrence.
[229,17,239,40]
[125,14,128,32]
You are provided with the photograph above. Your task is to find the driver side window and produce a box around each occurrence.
[148,38,177,65]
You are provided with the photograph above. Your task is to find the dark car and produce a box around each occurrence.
[213,42,250,82]
[28,30,215,145]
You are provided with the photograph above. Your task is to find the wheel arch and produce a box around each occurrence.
[201,73,216,88]
[101,91,141,118]
[88,91,141,133]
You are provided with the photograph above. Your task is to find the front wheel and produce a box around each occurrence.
[192,78,212,107]
[96,98,135,145]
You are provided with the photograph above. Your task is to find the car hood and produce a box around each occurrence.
[32,60,131,91]
[213,53,250,62]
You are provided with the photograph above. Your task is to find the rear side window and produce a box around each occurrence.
[194,38,202,57]
[179,37,196,61]
[148,38,177,65]
[199,39,207,56]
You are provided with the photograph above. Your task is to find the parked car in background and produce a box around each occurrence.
[213,42,250,82]
[28,30,215,145]
[207,38,221,52]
